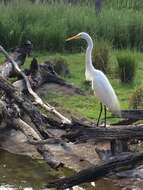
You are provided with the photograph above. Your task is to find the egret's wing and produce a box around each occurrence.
[92,71,120,115]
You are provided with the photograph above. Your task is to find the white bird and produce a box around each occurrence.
[66,32,121,126]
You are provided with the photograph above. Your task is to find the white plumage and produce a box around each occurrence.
[66,32,121,125]
[91,70,121,116]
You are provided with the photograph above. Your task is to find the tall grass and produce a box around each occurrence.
[1,0,143,51]
[0,0,97,51]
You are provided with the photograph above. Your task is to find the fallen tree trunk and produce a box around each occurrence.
[46,152,143,189]
[62,121,143,143]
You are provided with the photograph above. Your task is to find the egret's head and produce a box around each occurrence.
[66,32,90,41]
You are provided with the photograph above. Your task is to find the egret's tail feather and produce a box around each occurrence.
[109,101,121,117]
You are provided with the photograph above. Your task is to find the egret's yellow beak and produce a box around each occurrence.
[66,34,80,41]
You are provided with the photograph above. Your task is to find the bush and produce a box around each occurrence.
[130,85,143,109]
[45,57,70,77]
[92,40,112,73]
[116,51,136,83]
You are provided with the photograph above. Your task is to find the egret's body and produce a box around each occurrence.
[91,70,120,115]
[66,32,121,126]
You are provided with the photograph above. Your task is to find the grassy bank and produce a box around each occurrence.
[14,49,143,123]
[1,1,143,51]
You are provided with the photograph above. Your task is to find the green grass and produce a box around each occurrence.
[11,49,143,123]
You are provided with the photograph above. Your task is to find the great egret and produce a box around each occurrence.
[66,32,121,126]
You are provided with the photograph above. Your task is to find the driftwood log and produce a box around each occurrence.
[62,122,143,143]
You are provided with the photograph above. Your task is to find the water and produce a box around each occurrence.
[0,150,122,190]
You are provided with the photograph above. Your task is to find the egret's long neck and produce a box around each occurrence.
[85,36,95,79]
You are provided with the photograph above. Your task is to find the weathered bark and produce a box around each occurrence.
[0,99,62,169]
[46,152,143,189]
[0,77,45,126]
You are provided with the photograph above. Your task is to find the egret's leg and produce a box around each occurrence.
[97,103,103,126]
[104,106,107,127]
